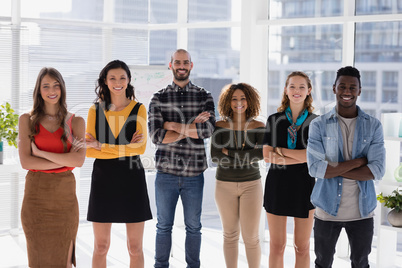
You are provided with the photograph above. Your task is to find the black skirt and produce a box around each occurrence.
[264,163,315,218]
[87,156,153,223]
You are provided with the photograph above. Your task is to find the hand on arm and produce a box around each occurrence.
[210,129,235,166]
[324,157,373,181]
[324,157,367,179]
[32,116,87,167]
[264,145,306,165]
[86,105,148,158]
[162,111,211,142]
[86,133,101,150]
[279,147,307,162]
[341,165,374,181]
[18,114,65,170]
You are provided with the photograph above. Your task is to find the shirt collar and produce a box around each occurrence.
[172,81,191,92]
[327,105,369,121]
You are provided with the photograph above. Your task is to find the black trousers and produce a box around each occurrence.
[314,217,373,268]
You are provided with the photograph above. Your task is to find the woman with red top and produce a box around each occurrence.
[18,67,86,267]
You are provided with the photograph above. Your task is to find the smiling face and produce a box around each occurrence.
[105,68,129,96]
[285,75,311,105]
[231,89,248,115]
[333,75,361,116]
[169,51,193,83]
[40,74,61,105]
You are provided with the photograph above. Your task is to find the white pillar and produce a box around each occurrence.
[177,0,188,49]
[240,0,269,244]
[342,0,356,66]
[102,0,115,63]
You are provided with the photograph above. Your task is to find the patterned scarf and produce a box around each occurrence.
[285,106,308,149]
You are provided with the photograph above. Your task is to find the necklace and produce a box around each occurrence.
[44,113,60,121]
[233,129,247,150]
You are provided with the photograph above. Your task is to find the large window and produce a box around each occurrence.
[355,21,402,116]
[268,24,343,114]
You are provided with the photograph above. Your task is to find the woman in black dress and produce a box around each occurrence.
[263,71,316,268]
[85,60,152,267]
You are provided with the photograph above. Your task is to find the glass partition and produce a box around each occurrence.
[269,0,342,19]
[268,24,343,114]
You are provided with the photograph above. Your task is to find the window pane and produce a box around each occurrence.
[150,30,177,65]
[0,26,13,103]
[0,0,11,17]
[360,71,376,102]
[188,0,239,22]
[355,22,402,62]
[268,71,281,99]
[268,24,343,114]
[115,0,148,23]
[355,21,402,116]
[356,0,402,15]
[188,27,240,117]
[150,0,177,23]
[269,0,342,19]
[111,29,149,64]
[21,0,104,21]
[382,71,398,103]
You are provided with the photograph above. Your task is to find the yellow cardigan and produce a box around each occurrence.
[85,100,147,159]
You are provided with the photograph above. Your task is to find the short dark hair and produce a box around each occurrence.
[334,66,361,88]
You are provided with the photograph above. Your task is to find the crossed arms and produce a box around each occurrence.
[307,117,385,182]
[18,113,86,170]
[148,93,216,145]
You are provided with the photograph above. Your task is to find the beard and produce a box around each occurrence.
[172,68,191,81]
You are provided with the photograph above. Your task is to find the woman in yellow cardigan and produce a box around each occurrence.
[85,60,152,268]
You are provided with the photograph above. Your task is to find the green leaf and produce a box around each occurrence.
[0,102,19,148]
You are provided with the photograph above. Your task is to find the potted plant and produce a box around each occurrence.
[0,102,19,164]
[377,189,402,227]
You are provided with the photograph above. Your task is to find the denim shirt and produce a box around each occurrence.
[307,106,386,217]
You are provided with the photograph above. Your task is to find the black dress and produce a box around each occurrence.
[87,102,153,223]
[263,111,317,218]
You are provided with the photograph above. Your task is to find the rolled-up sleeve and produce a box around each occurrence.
[148,94,167,145]
[366,120,386,181]
[307,118,328,179]
[196,92,216,139]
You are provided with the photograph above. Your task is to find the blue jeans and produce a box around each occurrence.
[154,172,204,268]
[314,217,374,268]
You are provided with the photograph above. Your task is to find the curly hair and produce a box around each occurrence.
[95,60,135,111]
[29,67,69,152]
[277,71,314,113]
[218,83,261,121]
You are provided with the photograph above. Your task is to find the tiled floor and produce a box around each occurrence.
[2,219,400,268]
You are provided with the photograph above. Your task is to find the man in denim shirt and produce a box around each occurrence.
[307,66,385,268]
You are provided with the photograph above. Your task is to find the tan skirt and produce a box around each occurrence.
[21,170,79,267]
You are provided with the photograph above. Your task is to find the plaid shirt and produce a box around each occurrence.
[148,81,216,177]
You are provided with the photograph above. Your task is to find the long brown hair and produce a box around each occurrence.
[29,67,69,152]
[277,71,314,113]
[218,83,261,121]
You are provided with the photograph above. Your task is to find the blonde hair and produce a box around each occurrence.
[277,71,314,113]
